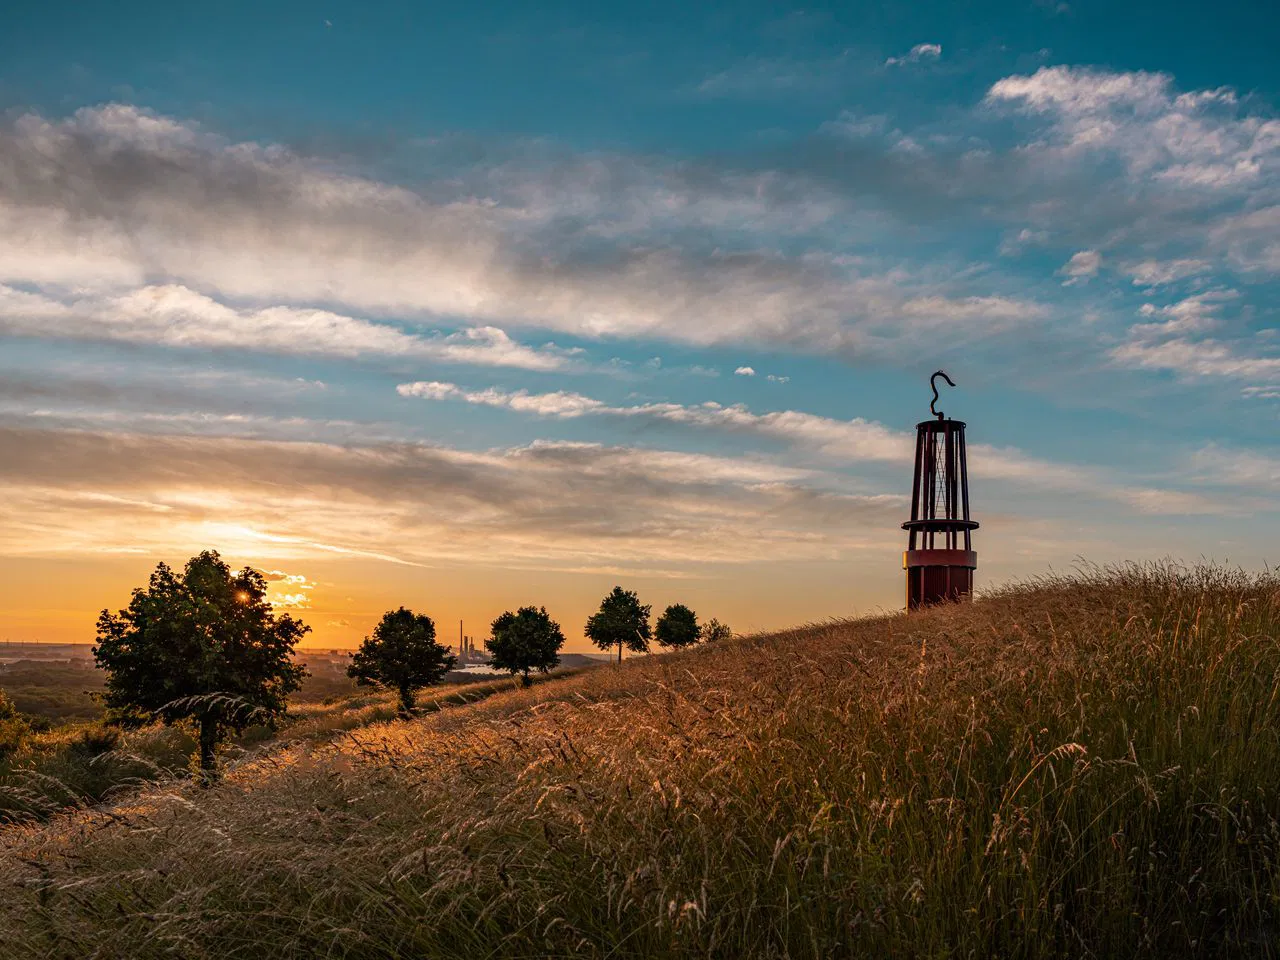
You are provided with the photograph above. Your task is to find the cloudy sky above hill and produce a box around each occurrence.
[1,0,1276,647]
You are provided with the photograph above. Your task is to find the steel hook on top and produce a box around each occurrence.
[929,370,955,420]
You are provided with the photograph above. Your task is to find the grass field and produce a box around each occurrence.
[2,562,1279,958]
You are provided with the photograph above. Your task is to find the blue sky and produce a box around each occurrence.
[0,1,1277,646]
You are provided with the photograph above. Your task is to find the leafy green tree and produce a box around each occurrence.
[655,603,700,649]
[700,618,733,644]
[585,587,651,663]
[348,607,456,712]
[488,606,565,687]
[93,551,308,773]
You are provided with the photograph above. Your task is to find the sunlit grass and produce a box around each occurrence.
[3,562,1280,957]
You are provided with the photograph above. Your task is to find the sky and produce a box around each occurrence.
[0,0,1277,650]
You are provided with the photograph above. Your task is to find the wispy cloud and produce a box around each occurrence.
[0,283,577,371]
[885,43,942,67]
[398,380,1233,513]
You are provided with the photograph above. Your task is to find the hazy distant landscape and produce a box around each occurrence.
[0,643,610,722]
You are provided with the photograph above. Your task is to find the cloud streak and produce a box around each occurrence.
[397,380,1233,513]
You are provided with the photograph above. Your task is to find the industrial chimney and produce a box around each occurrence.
[902,371,978,608]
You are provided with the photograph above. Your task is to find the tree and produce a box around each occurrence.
[655,603,700,649]
[585,586,651,663]
[700,618,733,644]
[348,607,456,713]
[94,551,308,773]
[488,606,565,687]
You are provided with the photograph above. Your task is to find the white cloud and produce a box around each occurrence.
[1058,249,1101,284]
[735,366,757,376]
[0,283,576,370]
[1125,258,1209,286]
[886,44,942,66]
[1210,205,1280,272]
[1190,445,1280,491]
[398,380,1227,512]
[1110,337,1280,382]
[766,374,790,383]
[0,105,1048,363]
[1128,291,1234,338]
[986,66,1278,190]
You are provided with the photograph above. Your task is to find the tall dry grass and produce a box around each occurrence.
[2,562,1279,958]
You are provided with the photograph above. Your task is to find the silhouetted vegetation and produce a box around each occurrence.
[585,586,651,663]
[699,617,733,643]
[348,607,456,713]
[487,606,564,686]
[93,551,308,773]
[654,602,700,648]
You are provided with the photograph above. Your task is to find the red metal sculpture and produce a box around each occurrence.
[902,371,978,608]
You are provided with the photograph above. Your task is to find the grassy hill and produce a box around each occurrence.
[3,563,1280,958]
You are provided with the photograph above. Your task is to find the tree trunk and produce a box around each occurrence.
[399,685,415,714]
[521,669,532,688]
[617,640,623,664]
[198,715,218,775]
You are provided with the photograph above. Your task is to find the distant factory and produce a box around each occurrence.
[455,623,488,666]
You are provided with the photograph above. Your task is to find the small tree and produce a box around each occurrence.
[94,551,308,773]
[348,607,456,713]
[488,606,565,687]
[700,618,733,643]
[655,603,700,649]
[585,586,651,663]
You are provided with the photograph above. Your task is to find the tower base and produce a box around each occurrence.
[904,549,977,609]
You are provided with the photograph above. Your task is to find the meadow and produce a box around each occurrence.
[2,562,1279,958]
[0,650,595,825]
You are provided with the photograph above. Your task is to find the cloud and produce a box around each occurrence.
[886,44,942,67]
[398,380,1229,512]
[1110,338,1280,383]
[1059,249,1101,284]
[1190,445,1280,491]
[0,105,1049,363]
[734,366,756,376]
[0,424,906,567]
[985,66,1277,190]
[1125,259,1209,286]
[1129,291,1233,337]
[1210,205,1280,272]
[766,374,790,383]
[0,283,576,371]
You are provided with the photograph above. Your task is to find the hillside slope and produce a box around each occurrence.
[3,563,1280,958]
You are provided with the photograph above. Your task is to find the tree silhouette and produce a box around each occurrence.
[655,603,700,649]
[93,551,308,773]
[585,587,651,663]
[488,606,564,687]
[700,618,733,643]
[348,607,456,713]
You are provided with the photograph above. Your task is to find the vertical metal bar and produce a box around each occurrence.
[959,425,971,551]
[908,423,924,551]
[942,427,952,547]
[925,428,937,548]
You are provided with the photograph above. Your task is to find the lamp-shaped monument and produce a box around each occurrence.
[902,371,978,608]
